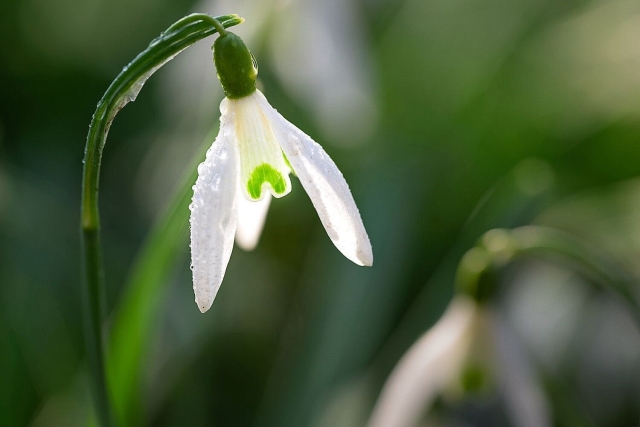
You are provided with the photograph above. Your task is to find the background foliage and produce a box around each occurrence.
[1,0,639,426]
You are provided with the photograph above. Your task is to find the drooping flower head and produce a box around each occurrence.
[367,296,551,427]
[190,29,373,313]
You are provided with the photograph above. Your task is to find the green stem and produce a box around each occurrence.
[80,14,243,427]
[209,17,228,36]
[457,226,640,329]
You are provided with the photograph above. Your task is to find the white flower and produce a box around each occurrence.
[189,89,373,313]
[367,295,550,427]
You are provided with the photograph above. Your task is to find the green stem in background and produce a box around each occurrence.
[456,226,640,328]
[80,14,243,427]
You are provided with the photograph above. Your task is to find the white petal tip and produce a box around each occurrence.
[235,239,258,252]
[195,295,214,313]
[197,302,212,314]
[343,243,373,266]
[196,301,213,314]
[360,257,373,267]
[355,247,374,267]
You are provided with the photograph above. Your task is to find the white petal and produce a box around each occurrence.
[189,100,239,313]
[494,316,551,427]
[367,297,477,427]
[235,191,271,251]
[229,95,292,201]
[253,90,373,266]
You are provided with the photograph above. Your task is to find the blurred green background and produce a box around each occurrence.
[1,0,640,426]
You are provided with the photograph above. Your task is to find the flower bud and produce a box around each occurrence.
[213,32,257,99]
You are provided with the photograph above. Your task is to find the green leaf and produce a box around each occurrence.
[107,133,212,426]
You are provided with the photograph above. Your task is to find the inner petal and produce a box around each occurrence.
[233,95,291,201]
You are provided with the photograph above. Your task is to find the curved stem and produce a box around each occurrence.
[210,17,228,36]
[80,13,243,427]
[457,226,640,330]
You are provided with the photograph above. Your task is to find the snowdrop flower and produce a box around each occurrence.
[368,295,551,427]
[367,295,550,427]
[190,30,373,313]
[368,236,552,427]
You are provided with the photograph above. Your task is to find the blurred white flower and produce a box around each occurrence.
[268,0,378,146]
[367,295,550,427]
[190,89,373,313]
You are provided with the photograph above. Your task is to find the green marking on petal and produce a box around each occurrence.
[247,163,286,199]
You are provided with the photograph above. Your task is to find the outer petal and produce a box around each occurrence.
[367,296,477,427]
[494,315,551,427]
[235,191,271,251]
[189,99,239,313]
[253,90,373,266]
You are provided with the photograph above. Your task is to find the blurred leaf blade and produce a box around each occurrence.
[107,135,210,426]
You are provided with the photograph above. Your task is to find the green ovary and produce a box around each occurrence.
[247,163,287,199]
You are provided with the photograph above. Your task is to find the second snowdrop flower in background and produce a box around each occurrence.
[190,29,373,313]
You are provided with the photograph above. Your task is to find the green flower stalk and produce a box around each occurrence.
[80,14,243,427]
[456,226,640,327]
